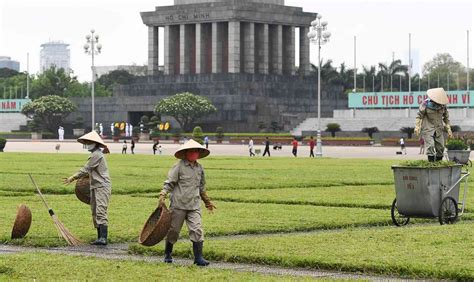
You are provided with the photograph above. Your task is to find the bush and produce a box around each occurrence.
[215,126,224,140]
[193,126,204,144]
[0,138,6,152]
[446,139,468,150]
[74,117,84,128]
[399,160,457,167]
[451,125,461,132]
[113,126,120,137]
[400,127,415,139]
[325,123,341,137]
[362,127,379,138]
[150,128,161,138]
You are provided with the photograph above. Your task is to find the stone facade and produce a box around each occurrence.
[70,0,349,132]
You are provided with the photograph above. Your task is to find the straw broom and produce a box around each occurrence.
[28,174,82,246]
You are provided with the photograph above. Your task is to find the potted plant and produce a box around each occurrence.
[0,138,6,152]
[28,120,42,140]
[132,127,140,142]
[150,128,161,142]
[113,126,121,142]
[192,126,204,144]
[446,139,470,165]
[172,128,182,144]
[325,123,341,137]
[216,126,224,144]
[73,117,85,137]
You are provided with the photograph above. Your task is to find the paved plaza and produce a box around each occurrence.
[4,139,428,159]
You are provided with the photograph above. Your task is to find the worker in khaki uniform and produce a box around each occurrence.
[415,88,453,162]
[159,139,216,266]
[64,131,112,245]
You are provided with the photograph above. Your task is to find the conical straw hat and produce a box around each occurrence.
[427,88,449,105]
[174,139,210,159]
[77,131,106,147]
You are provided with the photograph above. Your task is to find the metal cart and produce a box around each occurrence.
[391,164,469,226]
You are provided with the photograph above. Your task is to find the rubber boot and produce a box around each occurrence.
[436,156,444,162]
[427,155,435,162]
[97,227,100,240]
[164,241,173,263]
[192,241,210,266]
[92,225,107,246]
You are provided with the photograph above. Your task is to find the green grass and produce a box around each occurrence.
[0,195,393,247]
[130,222,474,280]
[0,153,397,195]
[0,253,309,281]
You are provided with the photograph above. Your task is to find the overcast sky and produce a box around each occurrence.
[0,0,472,81]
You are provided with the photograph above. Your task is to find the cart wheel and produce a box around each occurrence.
[391,198,410,226]
[439,196,458,225]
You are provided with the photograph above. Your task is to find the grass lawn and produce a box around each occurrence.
[0,195,393,247]
[0,153,398,195]
[205,185,474,212]
[0,252,309,281]
[130,222,474,280]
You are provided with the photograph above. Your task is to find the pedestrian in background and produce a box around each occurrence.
[291,137,298,157]
[309,136,315,157]
[248,137,255,157]
[204,136,209,149]
[419,137,425,154]
[399,137,407,155]
[262,137,271,157]
[131,139,135,154]
[153,141,159,155]
[122,140,127,154]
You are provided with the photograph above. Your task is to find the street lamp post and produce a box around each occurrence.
[307,14,331,158]
[84,29,102,131]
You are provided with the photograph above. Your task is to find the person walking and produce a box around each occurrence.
[63,131,111,245]
[399,137,407,155]
[58,126,64,141]
[153,141,159,155]
[204,136,209,149]
[159,139,216,266]
[131,139,135,154]
[122,140,127,154]
[419,137,425,154]
[291,137,298,157]
[309,136,315,157]
[262,137,271,157]
[248,137,255,157]
[414,88,453,162]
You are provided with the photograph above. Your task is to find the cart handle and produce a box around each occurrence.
[444,171,470,195]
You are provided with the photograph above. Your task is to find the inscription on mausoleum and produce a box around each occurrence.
[164,12,210,21]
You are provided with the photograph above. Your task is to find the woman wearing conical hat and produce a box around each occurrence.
[63,131,112,245]
[415,88,453,162]
[159,139,216,266]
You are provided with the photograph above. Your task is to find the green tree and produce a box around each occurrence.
[422,53,465,90]
[21,95,76,133]
[362,127,379,139]
[192,126,204,144]
[325,123,341,137]
[97,70,137,91]
[400,127,415,139]
[154,92,217,131]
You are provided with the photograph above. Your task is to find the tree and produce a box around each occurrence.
[325,123,341,137]
[422,53,465,90]
[362,127,379,139]
[192,126,204,144]
[97,70,137,91]
[400,127,415,139]
[21,95,76,133]
[154,92,217,131]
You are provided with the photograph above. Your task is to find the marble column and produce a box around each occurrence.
[228,21,241,73]
[299,26,311,75]
[147,26,159,75]
[243,22,255,74]
[255,23,269,74]
[283,26,295,75]
[270,24,283,75]
[164,25,176,75]
[180,24,194,74]
[212,22,223,73]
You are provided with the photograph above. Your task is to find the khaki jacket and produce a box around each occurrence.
[416,99,451,136]
[163,159,206,210]
[74,149,111,189]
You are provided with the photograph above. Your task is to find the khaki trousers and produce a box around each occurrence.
[166,209,203,244]
[90,186,111,227]
[423,131,445,158]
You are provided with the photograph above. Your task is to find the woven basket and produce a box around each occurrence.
[75,176,91,205]
[138,204,171,246]
[11,204,32,239]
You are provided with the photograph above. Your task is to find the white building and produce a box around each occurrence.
[40,41,70,73]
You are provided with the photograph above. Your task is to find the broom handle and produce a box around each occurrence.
[28,174,54,214]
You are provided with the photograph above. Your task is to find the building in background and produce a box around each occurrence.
[40,41,71,73]
[0,56,20,71]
